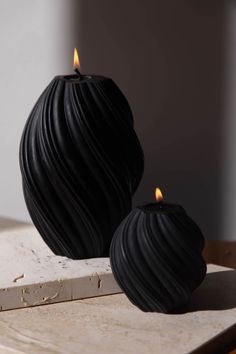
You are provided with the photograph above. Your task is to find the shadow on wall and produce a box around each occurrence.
[73,0,226,240]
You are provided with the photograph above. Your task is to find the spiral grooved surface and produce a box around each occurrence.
[110,207,206,313]
[19,76,144,259]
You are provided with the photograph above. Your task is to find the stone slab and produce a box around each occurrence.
[0,264,235,354]
[0,218,121,311]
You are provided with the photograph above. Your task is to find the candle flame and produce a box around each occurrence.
[73,48,80,70]
[155,188,163,202]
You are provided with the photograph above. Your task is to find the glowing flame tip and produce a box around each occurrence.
[155,188,163,202]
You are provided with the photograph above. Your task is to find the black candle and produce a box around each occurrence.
[19,49,144,259]
[110,188,206,313]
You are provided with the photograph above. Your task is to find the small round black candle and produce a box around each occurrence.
[110,188,206,313]
[19,48,144,260]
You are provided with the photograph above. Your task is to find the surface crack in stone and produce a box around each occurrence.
[32,291,59,306]
[96,273,102,289]
[13,273,25,283]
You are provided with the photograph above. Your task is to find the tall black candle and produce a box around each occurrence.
[19,49,144,259]
[110,188,206,313]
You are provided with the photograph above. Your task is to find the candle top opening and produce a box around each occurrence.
[138,203,185,214]
[56,48,110,84]
[56,74,108,84]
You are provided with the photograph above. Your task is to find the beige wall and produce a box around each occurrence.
[1,0,236,240]
[78,0,226,240]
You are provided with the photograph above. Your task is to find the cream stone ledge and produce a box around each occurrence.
[0,264,235,354]
[0,221,121,311]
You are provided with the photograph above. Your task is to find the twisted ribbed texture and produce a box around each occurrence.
[110,206,206,313]
[19,75,144,259]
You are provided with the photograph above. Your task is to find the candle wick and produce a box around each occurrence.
[74,68,81,79]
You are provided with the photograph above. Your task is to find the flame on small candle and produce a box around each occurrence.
[73,48,80,70]
[155,188,163,202]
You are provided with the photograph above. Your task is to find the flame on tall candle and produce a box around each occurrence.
[73,48,80,70]
[155,188,163,202]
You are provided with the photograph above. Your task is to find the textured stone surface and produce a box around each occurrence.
[0,264,235,353]
[0,220,121,311]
